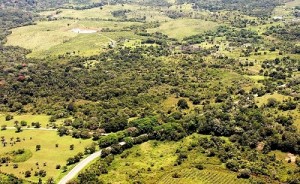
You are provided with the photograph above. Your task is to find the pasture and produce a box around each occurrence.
[6,19,141,58]
[0,114,66,128]
[0,129,93,183]
[148,19,219,40]
[41,4,172,22]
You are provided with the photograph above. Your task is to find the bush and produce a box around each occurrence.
[172,172,181,178]
[237,169,251,179]
[24,170,31,178]
[101,148,111,158]
[195,164,204,170]
[20,121,27,126]
[5,115,13,121]
[177,99,189,109]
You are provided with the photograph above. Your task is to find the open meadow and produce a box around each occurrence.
[148,19,219,40]
[6,18,142,58]
[0,129,93,183]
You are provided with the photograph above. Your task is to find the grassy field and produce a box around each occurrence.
[41,4,172,22]
[99,134,249,184]
[285,0,300,8]
[254,92,290,107]
[272,0,300,18]
[40,4,140,20]
[0,129,93,183]
[161,95,196,112]
[6,19,141,58]
[148,19,219,40]
[0,114,67,128]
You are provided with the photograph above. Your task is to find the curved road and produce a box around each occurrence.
[5,126,119,184]
[58,142,125,184]
[58,150,102,184]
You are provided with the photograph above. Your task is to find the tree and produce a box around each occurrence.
[99,134,118,148]
[1,125,7,130]
[20,120,27,126]
[177,99,189,109]
[226,160,239,172]
[84,143,96,155]
[237,169,251,179]
[266,98,278,107]
[25,171,31,178]
[123,137,134,148]
[39,170,47,177]
[36,145,41,151]
[38,178,43,184]
[15,125,22,133]
[5,114,13,121]
[58,126,68,136]
[34,122,41,128]
[101,148,111,158]
[47,177,55,184]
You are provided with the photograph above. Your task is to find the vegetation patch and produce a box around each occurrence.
[148,19,219,40]
[0,149,33,163]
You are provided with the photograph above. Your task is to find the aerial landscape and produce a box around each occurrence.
[0,0,300,183]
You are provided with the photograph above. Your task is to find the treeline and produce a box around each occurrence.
[176,0,282,17]
[264,23,300,41]
[183,26,262,46]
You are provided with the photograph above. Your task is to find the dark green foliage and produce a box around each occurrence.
[99,134,119,148]
[5,114,13,121]
[176,0,281,17]
[36,145,41,151]
[177,99,189,109]
[152,123,186,141]
[128,117,159,134]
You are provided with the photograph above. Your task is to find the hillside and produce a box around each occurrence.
[0,0,300,184]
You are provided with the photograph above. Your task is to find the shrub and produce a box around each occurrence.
[5,115,13,121]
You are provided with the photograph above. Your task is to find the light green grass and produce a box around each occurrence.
[254,92,290,107]
[11,149,33,163]
[40,4,172,22]
[285,0,300,8]
[0,129,93,183]
[41,4,141,20]
[148,19,219,40]
[0,114,67,128]
[6,19,141,58]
